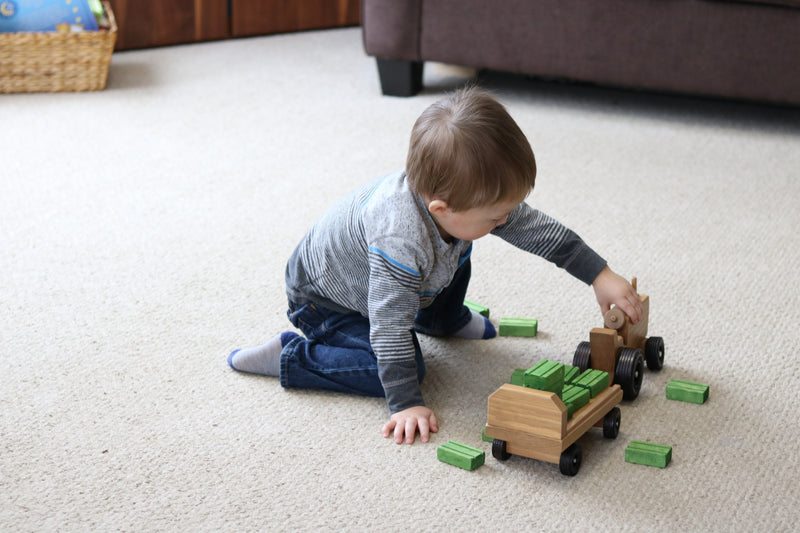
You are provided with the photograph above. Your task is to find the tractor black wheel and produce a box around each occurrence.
[559,444,582,476]
[616,348,645,401]
[492,439,511,461]
[573,341,591,372]
[603,407,621,439]
[645,336,665,371]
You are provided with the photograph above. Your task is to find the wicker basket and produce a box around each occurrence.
[0,1,117,94]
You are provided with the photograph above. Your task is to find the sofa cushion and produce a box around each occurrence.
[709,0,800,8]
[415,0,800,105]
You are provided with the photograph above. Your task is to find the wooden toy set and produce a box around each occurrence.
[440,279,709,475]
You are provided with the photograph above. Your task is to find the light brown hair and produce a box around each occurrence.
[406,86,536,211]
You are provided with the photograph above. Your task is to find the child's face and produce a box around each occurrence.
[429,196,522,242]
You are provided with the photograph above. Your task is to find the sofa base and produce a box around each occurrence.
[376,58,423,96]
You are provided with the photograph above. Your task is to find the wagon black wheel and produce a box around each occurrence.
[492,439,511,461]
[645,336,665,371]
[615,348,644,401]
[559,444,582,476]
[603,407,621,439]
[573,341,591,372]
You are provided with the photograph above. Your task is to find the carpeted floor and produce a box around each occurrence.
[2,27,799,531]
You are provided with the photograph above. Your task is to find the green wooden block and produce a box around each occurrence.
[666,379,709,404]
[464,300,490,318]
[510,368,526,386]
[481,427,493,443]
[561,385,591,419]
[437,441,485,471]
[572,369,610,398]
[625,441,672,468]
[498,317,538,337]
[563,365,581,385]
[523,360,564,397]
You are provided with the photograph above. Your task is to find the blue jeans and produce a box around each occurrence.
[280,259,473,397]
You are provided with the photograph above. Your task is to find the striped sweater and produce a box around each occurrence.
[285,170,606,413]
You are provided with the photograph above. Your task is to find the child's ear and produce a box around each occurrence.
[428,199,450,216]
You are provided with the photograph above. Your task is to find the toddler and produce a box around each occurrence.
[228,87,642,444]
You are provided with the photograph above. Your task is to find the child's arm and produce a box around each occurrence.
[592,266,643,324]
[367,239,436,444]
[492,204,642,323]
[382,405,439,444]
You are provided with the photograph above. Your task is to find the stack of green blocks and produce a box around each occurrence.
[625,441,672,468]
[571,369,610,398]
[511,364,580,386]
[438,441,485,471]
[509,362,595,419]
[560,364,588,419]
[666,379,709,404]
[523,360,564,398]
[561,385,591,418]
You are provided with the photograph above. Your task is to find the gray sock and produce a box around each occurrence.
[453,310,496,340]
[228,332,298,376]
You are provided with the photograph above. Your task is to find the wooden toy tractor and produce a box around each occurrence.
[572,278,664,400]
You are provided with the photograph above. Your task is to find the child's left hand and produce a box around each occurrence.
[592,266,643,324]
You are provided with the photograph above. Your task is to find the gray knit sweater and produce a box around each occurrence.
[285,171,606,413]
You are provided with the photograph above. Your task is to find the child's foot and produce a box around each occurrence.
[228,332,299,376]
[453,310,496,340]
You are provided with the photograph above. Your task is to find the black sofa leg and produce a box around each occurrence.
[376,58,423,96]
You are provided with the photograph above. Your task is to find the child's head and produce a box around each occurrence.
[406,86,536,212]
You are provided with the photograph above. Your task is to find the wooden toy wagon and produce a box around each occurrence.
[484,381,622,476]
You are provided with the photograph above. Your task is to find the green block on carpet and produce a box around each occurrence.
[625,441,672,468]
[438,441,485,471]
[572,369,610,398]
[482,427,493,443]
[498,317,538,337]
[523,360,564,397]
[561,385,591,419]
[464,300,490,318]
[666,379,709,404]
[563,365,581,385]
[510,368,526,386]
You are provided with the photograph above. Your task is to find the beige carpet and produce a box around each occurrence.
[2,28,799,531]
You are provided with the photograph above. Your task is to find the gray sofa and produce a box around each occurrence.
[362,0,800,106]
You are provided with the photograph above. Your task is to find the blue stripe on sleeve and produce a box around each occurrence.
[369,247,421,276]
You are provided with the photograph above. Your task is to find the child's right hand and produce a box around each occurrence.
[382,405,439,444]
[592,266,643,324]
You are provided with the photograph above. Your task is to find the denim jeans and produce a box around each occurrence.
[280,259,473,398]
